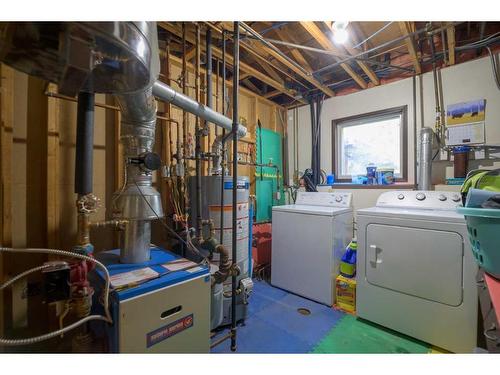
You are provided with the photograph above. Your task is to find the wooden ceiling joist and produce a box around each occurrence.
[158,22,303,103]
[217,22,335,97]
[264,90,280,99]
[253,58,284,85]
[399,21,422,74]
[447,24,456,65]
[322,22,380,86]
[241,77,262,95]
[273,28,313,72]
[185,46,196,61]
[300,21,368,89]
[166,52,285,109]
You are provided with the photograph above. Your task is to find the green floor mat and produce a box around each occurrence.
[311,315,430,354]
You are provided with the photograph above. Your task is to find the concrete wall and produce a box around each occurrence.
[288,55,500,209]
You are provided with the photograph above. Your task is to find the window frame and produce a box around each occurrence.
[332,105,408,183]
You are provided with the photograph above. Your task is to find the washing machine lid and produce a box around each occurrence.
[272,204,351,216]
[356,206,465,223]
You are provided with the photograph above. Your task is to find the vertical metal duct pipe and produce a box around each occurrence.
[75,91,95,247]
[418,127,434,191]
[113,86,164,264]
[231,21,240,353]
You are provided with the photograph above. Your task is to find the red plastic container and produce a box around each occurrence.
[252,223,272,266]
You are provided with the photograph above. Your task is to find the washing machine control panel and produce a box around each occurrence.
[376,191,463,210]
[295,192,352,208]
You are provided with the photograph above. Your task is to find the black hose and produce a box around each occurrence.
[75,92,95,195]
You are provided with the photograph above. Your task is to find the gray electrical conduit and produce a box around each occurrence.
[487,47,500,90]
[0,247,112,347]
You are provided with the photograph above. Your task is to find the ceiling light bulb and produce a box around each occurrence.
[333,28,349,44]
[331,21,349,44]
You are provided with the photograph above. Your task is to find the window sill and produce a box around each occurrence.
[326,183,416,190]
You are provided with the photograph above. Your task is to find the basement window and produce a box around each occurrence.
[332,106,408,182]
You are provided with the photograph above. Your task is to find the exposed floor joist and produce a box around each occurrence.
[399,21,422,74]
[158,22,304,104]
[300,21,368,89]
[273,27,314,72]
[322,22,380,86]
[447,24,456,65]
[219,22,335,98]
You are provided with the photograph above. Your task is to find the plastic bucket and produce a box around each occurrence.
[457,207,500,278]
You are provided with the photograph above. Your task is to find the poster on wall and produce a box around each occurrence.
[445,99,486,146]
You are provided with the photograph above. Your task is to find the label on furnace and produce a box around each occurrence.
[146,314,194,348]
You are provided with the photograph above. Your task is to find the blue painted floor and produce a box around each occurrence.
[211,279,345,353]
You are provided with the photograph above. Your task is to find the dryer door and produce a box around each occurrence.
[366,224,464,306]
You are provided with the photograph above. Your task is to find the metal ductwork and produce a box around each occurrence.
[418,127,434,191]
[0,21,164,264]
[111,24,163,264]
[0,21,248,264]
[152,80,247,138]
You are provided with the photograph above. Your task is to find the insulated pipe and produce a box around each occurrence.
[152,80,247,138]
[230,21,239,353]
[418,127,434,191]
[75,92,95,195]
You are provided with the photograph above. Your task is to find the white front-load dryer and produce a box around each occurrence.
[356,190,478,353]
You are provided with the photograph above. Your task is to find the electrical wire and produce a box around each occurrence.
[0,247,112,346]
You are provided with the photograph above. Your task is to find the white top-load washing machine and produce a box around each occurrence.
[271,192,353,306]
[356,191,478,353]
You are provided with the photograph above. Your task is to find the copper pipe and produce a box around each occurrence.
[45,90,179,123]
[181,23,189,217]
[165,39,174,165]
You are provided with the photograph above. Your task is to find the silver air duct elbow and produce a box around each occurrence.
[418,127,434,191]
